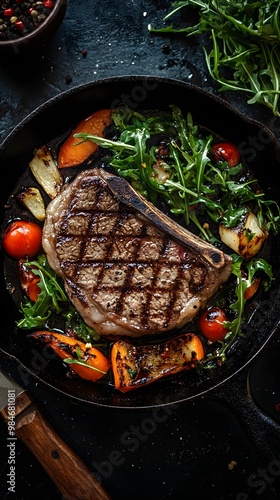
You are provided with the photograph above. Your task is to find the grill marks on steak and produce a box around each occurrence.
[43,169,232,337]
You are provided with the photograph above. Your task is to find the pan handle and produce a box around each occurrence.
[211,330,280,465]
[0,389,111,500]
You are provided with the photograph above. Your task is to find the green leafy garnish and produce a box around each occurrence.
[17,253,67,329]
[17,254,99,343]
[148,1,280,115]
[200,254,273,368]
[75,104,280,240]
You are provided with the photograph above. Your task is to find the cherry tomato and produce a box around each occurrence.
[2,220,42,260]
[198,307,229,342]
[211,142,240,168]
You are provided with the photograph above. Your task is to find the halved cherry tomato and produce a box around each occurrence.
[32,331,111,381]
[58,109,112,168]
[2,220,42,260]
[198,307,229,342]
[211,142,240,168]
[18,260,41,302]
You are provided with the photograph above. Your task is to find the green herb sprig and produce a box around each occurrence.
[200,254,273,368]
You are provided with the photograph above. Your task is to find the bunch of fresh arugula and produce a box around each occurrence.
[76,104,280,241]
[148,0,280,116]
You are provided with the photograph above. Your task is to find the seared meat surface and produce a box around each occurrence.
[42,168,232,337]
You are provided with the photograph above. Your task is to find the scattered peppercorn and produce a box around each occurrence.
[0,0,56,40]
[162,44,171,55]
[65,73,72,84]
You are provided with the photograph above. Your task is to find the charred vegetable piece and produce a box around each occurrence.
[219,211,268,259]
[29,145,63,199]
[58,109,112,168]
[3,220,42,260]
[16,187,46,221]
[18,259,41,302]
[111,333,204,392]
[32,331,110,381]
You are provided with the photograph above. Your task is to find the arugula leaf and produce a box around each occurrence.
[200,253,274,368]
[17,254,100,343]
[63,306,100,343]
[17,254,67,329]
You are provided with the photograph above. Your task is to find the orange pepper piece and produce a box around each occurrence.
[32,331,110,381]
[58,109,112,168]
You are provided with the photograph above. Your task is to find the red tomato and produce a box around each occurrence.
[211,142,240,167]
[18,260,41,301]
[198,307,229,342]
[3,221,42,260]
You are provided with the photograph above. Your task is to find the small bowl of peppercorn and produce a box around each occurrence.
[0,0,67,56]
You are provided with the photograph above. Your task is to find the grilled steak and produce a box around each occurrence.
[42,168,232,338]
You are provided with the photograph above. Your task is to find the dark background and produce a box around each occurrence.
[1,1,280,499]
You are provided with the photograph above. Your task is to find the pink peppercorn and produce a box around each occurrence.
[43,0,54,8]
[4,8,14,17]
[15,20,24,31]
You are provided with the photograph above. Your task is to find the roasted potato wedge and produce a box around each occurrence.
[16,186,46,221]
[219,211,268,259]
[29,145,63,199]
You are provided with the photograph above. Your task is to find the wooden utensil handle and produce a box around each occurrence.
[1,392,111,500]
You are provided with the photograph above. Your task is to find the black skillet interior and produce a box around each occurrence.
[1,75,280,409]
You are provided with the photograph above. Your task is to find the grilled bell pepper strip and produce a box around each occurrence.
[111,333,204,393]
[58,109,112,168]
[18,259,41,302]
[32,331,110,381]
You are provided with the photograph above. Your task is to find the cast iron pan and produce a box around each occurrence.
[1,76,280,409]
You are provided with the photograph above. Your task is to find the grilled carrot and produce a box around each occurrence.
[58,109,112,168]
[32,331,110,381]
[111,333,205,393]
